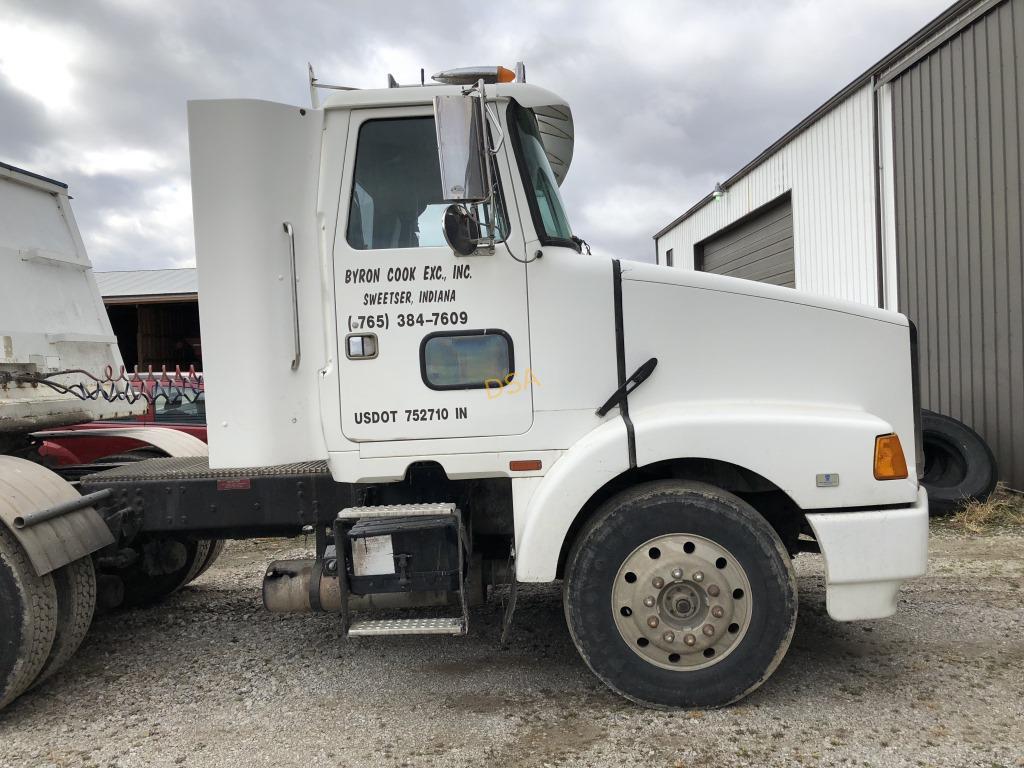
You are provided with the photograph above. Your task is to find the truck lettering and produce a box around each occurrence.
[387,266,417,282]
[345,267,380,284]
[363,291,412,306]
[404,408,450,422]
[417,289,456,303]
[353,410,399,424]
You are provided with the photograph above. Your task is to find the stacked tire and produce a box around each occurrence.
[920,410,998,515]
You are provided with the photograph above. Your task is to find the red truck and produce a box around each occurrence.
[37,373,206,467]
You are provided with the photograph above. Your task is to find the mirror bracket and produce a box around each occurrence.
[434,80,501,255]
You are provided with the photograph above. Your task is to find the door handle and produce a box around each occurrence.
[283,222,301,370]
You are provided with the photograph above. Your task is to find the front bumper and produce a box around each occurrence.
[806,487,929,621]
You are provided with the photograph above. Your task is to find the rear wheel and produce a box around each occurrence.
[0,526,57,710]
[563,480,797,708]
[189,540,225,582]
[119,537,211,608]
[33,556,96,687]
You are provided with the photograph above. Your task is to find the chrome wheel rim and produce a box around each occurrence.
[611,533,752,671]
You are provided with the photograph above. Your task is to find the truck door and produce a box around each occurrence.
[334,106,532,442]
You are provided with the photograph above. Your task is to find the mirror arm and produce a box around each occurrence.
[484,103,505,154]
[473,79,497,254]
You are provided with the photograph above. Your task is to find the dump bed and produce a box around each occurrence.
[0,162,144,433]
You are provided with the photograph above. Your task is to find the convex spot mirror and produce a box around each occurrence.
[443,204,480,256]
[434,93,488,203]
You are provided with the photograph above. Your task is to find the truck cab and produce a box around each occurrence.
[184,65,929,707]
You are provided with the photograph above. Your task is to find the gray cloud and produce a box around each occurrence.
[0,81,53,158]
[1,0,951,268]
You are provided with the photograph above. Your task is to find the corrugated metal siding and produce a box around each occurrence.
[656,84,878,304]
[892,0,1023,486]
[697,196,795,286]
[95,268,198,298]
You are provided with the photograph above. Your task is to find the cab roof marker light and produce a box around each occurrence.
[432,65,518,86]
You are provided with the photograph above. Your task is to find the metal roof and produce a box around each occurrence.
[95,268,197,300]
[654,0,990,240]
[0,161,68,190]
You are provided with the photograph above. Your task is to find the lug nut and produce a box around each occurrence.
[652,577,665,589]
[683,634,697,646]
[643,596,655,608]
[711,605,724,618]
[707,584,720,597]
[693,571,704,583]
[647,615,660,629]
[671,568,683,580]
[663,631,675,643]
[702,623,715,636]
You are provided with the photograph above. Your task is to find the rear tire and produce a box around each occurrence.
[119,537,211,608]
[190,540,225,582]
[0,526,57,710]
[32,557,96,687]
[563,480,797,708]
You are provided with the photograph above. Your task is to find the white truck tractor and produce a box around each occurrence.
[0,65,928,711]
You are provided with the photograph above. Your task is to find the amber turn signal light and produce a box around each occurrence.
[496,66,516,83]
[873,434,908,480]
[509,459,542,472]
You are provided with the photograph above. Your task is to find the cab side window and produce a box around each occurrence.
[346,117,506,251]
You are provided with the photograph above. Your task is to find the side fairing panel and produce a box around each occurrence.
[188,100,327,468]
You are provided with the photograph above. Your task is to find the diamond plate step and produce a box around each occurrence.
[337,502,456,520]
[347,617,466,636]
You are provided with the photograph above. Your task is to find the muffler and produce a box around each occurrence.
[262,559,475,613]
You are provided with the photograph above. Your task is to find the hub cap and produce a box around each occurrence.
[612,534,751,670]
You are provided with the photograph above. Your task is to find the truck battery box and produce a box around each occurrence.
[345,515,463,595]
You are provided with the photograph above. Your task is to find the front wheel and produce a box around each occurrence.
[563,480,797,708]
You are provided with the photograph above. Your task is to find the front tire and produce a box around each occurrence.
[563,480,797,708]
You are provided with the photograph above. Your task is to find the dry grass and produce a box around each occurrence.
[947,483,1024,533]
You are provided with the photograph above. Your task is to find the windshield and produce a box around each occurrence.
[510,102,574,243]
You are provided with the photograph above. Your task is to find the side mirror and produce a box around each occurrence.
[442,204,480,256]
[434,93,488,203]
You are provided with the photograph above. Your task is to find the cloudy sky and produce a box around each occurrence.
[1,0,951,269]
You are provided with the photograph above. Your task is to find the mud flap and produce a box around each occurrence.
[500,549,518,646]
[0,457,114,576]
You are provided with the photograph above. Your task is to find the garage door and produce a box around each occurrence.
[696,195,795,287]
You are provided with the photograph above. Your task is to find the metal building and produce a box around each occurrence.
[94,268,201,370]
[654,0,1023,487]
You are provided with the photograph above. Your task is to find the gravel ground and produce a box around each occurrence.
[1,523,1022,768]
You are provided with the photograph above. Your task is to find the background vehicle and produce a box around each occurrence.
[0,65,927,712]
[1,164,217,710]
[37,373,207,467]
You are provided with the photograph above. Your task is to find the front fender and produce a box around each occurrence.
[515,403,918,583]
[515,416,628,582]
[633,402,918,509]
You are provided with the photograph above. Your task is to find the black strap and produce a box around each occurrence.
[611,260,638,468]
